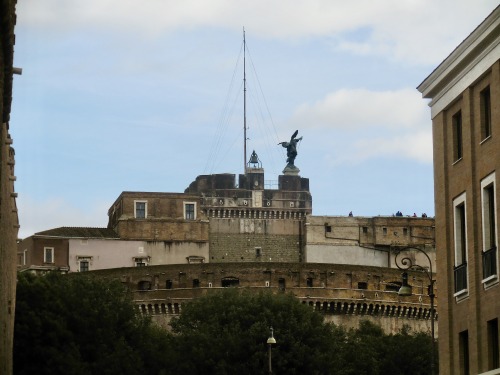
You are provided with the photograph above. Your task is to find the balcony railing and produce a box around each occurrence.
[454,262,468,293]
[483,246,497,280]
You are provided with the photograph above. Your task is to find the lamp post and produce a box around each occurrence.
[267,327,276,374]
[395,247,436,375]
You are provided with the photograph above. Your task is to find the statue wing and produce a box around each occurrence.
[291,130,298,140]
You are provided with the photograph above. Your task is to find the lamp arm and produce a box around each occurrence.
[394,246,434,284]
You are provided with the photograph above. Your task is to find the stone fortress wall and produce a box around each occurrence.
[90,262,437,335]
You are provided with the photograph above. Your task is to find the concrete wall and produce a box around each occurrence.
[146,240,209,265]
[306,244,389,267]
[68,239,145,271]
[305,216,435,268]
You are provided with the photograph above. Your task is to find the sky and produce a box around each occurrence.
[11,0,498,238]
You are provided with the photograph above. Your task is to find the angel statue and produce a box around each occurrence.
[278,130,303,169]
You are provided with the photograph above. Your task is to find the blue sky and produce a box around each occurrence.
[11,0,498,238]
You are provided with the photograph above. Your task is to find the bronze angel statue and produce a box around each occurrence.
[278,130,303,168]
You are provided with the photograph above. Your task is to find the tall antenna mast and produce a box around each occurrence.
[243,27,247,173]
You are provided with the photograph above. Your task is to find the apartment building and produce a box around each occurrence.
[418,6,500,375]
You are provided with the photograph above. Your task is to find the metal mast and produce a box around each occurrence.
[243,27,247,173]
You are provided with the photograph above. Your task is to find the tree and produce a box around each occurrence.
[14,272,173,375]
[169,288,346,375]
[14,274,437,375]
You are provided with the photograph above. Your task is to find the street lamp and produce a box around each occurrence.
[395,247,436,375]
[267,327,276,374]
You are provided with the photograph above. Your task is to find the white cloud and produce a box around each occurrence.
[323,130,433,166]
[17,196,109,239]
[18,0,498,65]
[289,88,428,130]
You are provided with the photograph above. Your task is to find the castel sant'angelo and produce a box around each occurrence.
[18,129,437,335]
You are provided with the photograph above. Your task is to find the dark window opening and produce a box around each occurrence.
[484,184,496,250]
[403,228,408,236]
[79,260,89,272]
[483,248,497,280]
[185,203,195,220]
[255,247,261,257]
[383,227,387,235]
[488,318,499,370]
[481,86,492,140]
[456,202,467,265]
[135,202,146,219]
[138,281,151,291]
[193,279,200,288]
[221,277,240,288]
[278,278,286,291]
[166,280,173,289]
[358,282,368,290]
[385,281,401,292]
[459,330,470,375]
[362,226,368,234]
[307,277,313,287]
[454,263,468,293]
[453,110,463,161]
[325,225,332,233]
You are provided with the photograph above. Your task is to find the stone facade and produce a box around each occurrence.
[187,171,311,263]
[305,215,435,267]
[19,162,437,338]
[0,0,19,373]
[89,262,437,335]
[418,7,500,375]
[108,191,209,242]
[18,227,210,273]
[19,165,437,338]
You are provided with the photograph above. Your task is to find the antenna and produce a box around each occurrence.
[243,27,247,173]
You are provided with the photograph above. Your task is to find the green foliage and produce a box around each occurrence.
[169,288,346,375]
[15,276,437,375]
[14,272,173,375]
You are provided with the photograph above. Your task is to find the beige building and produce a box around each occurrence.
[418,6,500,375]
[305,215,435,268]
[18,226,210,273]
[0,0,19,374]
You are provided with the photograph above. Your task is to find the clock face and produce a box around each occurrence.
[254,180,258,186]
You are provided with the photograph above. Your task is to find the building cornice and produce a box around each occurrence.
[417,6,500,119]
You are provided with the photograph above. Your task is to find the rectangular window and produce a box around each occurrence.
[488,318,499,370]
[362,226,368,234]
[482,174,497,281]
[383,227,387,235]
[454,193,468,295]
[307,277,313,287]
[453,110,463,161]
[358,282,368,290]
[481,86,492,140]
[134,201,147,219]
[184,202,196,220]
[79,260,89,272]
[44,247,54,263]
[325,225,332,233]
[459,330,470,375]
